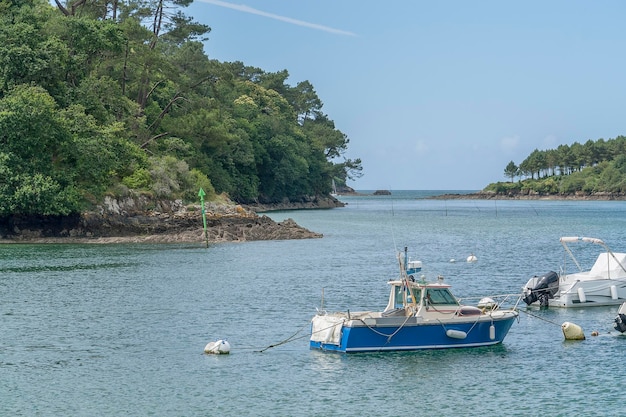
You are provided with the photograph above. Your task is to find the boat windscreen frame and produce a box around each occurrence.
[425,287,459,306]
[389,284,423,309]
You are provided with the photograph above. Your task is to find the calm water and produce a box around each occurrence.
[2,191,626,416]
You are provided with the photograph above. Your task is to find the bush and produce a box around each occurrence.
[122,168,152,190]
[484,181,521,194]
[182,169,216,202]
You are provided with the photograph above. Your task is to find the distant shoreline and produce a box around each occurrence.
[340,189,626,201]
[427,191,626,201]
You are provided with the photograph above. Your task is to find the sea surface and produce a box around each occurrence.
[2,190,626,416]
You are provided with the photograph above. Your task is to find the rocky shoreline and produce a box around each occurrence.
[0,196,326,244]
[242,195,344,212]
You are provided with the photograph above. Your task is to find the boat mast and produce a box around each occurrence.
[399,247,419,309]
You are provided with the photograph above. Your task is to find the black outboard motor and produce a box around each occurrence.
[523,271,559,307]
[614,314,626,333]
[614,303,626,333]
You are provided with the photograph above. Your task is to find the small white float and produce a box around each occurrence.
[467,254,477,263]
[561,322,585,340]
[204,339,231,354]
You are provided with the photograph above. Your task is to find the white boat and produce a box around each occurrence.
[331,179,339,197]
[523,237,626,307]
[310,248,520,353]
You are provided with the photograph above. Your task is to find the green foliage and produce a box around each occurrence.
[537,178,559,194]
[493,136,626,196]
[183,169,215,201]
[0,0,361,217]
[484,181,521,194]
[10,173,81,215]
[122,168,152,189]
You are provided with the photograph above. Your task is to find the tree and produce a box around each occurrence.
[504,161,519,182]
[0,85,80,214]
[0,3,69,99]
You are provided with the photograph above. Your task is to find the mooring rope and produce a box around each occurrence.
[359,313,413,343]
[518,308,562,327]
[255,320,313,353]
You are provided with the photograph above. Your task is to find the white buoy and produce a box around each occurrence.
[449,259,456,263]
[611,285,618,300]
[577,287,587,303]
[467,254,477,263]
[561,322,585,340]
[489,324,496,340]
[204,339,231,354]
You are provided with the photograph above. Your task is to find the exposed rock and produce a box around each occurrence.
[0,198,322,244]
[373,190,391,195]
[243,195,344,212]
[336,184,361,195]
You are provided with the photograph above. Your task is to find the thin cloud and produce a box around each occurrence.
[197,0,357,36]
[500,135,519,154]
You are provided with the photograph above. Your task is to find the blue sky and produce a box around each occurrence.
[187,0,626,190]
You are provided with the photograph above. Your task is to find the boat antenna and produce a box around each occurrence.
[388,192,398,253]
[404,246,408,273]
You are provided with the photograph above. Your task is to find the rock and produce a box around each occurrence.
[373,190,391,195]
[242,195,344,212]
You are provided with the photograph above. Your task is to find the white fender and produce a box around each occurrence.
[446,329,467,339]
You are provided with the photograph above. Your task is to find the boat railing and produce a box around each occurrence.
[456,293,523,311]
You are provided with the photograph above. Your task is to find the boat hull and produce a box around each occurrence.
[310,312,518,353]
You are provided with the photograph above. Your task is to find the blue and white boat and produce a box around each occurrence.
[310,248,520,353]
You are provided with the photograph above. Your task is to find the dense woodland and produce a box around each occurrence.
[0,0,361,216]
[490,136,626,195]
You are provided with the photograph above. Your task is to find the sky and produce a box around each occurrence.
[186,0,626,190]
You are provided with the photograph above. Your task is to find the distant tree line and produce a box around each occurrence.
[0,0,361,216]
[493,136,626,195]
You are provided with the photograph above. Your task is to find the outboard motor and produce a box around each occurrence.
[614,314,626,333]
[523,271,559,307]
[614,303,626,333]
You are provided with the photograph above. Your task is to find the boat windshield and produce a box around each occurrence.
[393,285,422,308]
[425,288,458,305]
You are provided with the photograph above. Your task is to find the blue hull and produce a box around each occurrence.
[310,316,517,353]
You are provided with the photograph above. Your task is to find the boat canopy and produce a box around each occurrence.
[560,236,605,245]
[559,236,626,276]
[589,252,626,278]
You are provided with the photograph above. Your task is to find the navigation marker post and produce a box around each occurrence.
[198,188,209,248]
